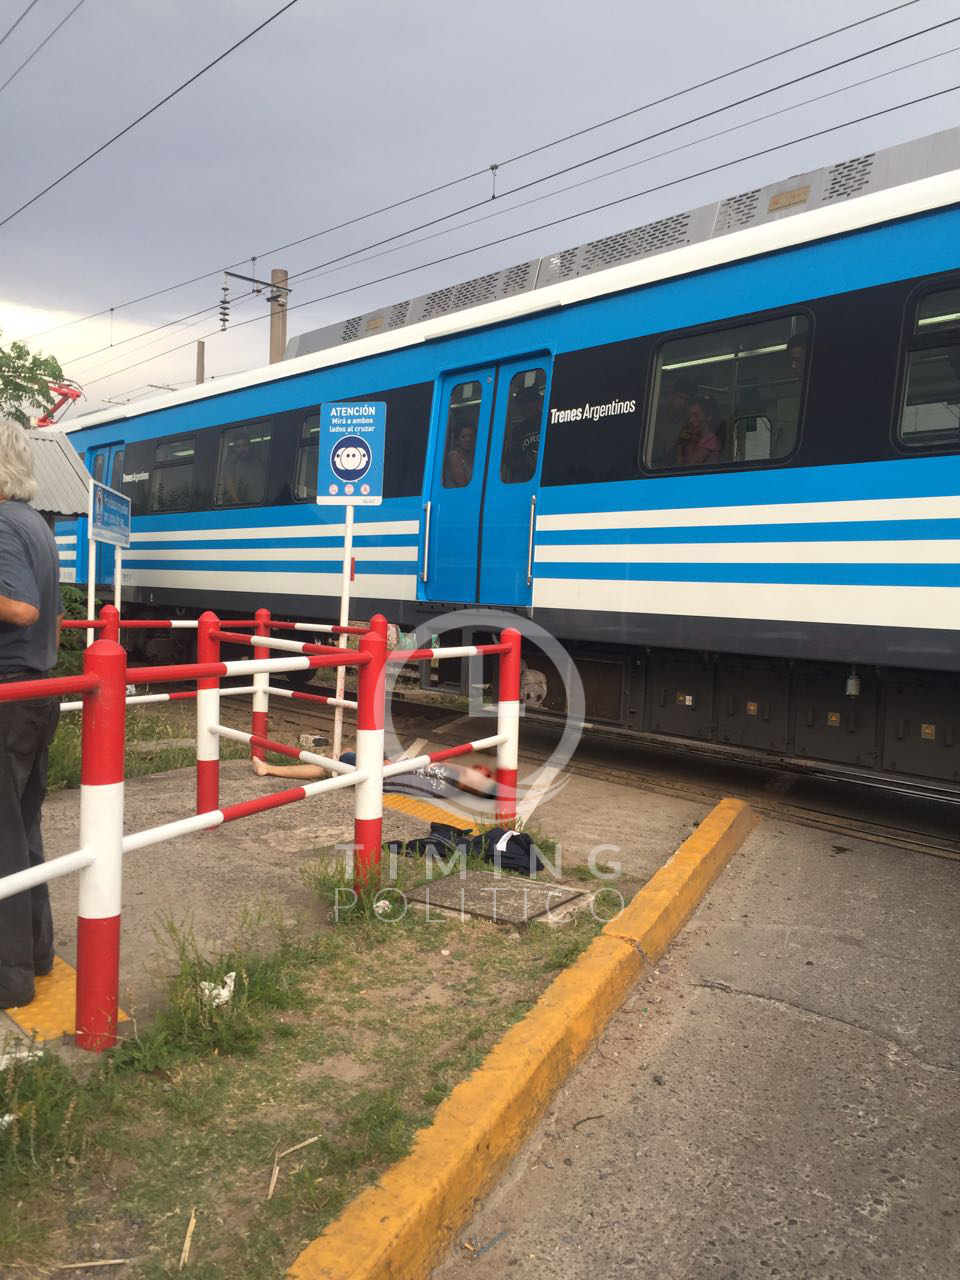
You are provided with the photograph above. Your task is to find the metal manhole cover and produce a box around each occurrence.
[406,870,584,924]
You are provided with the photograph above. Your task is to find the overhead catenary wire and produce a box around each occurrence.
[499,0,928,168]
[62,11,960,371]
[0,0,303,230]
[75,290,258,381]
[286,10,960,285]
[0,0,41,52]
[67,287,258,367]
[0,0,86,99]
[78,82,960,393]
[289,41,960,293]
[20,0,931,343]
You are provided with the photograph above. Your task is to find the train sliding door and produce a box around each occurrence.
[421,368,496,603]
[421,356,550,607]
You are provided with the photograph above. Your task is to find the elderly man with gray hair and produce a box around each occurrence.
[0,419,63,1009]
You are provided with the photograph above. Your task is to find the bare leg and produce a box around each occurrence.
[252,757,328,780]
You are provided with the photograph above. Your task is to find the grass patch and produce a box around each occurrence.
[47,709,249,792]
[109,920,313,1073]
[0,853,639,1277]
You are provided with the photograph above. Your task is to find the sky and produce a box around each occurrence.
[1,0,958,418]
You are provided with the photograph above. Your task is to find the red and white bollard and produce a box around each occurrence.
[196,611,221,814]
[496,627,521,824]
[76,638,126,1051]
[98,603,120,645]
[251,607,271,760]
[352,614,387,889]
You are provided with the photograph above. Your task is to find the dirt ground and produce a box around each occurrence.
[33,723,705,1019]
[40,760,425,1015]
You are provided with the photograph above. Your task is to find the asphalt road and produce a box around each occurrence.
[435,820,960,1280]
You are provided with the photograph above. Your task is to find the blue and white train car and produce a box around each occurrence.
[59,127,960,786]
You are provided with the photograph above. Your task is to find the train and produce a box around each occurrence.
[56,126,960,789]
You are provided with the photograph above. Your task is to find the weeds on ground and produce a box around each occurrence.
[567,859,620,881]
[109,917,313,1072]
[0,1045,87,1174]
[0,844,634,1275]
[47,710,249,791]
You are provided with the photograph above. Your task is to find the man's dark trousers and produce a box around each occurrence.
[0,691,58,1007]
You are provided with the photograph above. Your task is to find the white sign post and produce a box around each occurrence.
[87,479,132,644]
[315,402,387,760]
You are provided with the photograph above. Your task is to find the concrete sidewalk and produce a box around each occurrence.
[436,821,960,1279]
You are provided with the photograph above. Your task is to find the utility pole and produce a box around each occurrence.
[269,267,288,363]
[195,340,205,385]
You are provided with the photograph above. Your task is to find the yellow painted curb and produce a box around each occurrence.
[287,797,758,1280]
[603,796,758,962]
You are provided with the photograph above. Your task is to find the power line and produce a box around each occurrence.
[69,297,237,366]
[0,0,303,230]
[500,0,927,168]
[19,0,930,342]
[0,0,86,99]
[76,290,258,380]
[254,2,933,268]
[291,42,960,293]
[61,9,960,369]
[286,9,960,285]
[79,83,960,392]
[22,165,493,343]
[0,0,41,52]
[224,84,960,334]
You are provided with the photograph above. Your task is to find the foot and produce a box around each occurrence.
[252,756,271,777]
[0,988,34,1010]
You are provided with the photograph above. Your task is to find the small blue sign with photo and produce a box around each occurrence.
[315,401,386,506]
[90,480,131,547]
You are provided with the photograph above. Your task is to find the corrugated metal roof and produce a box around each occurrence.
[25,428,90,517]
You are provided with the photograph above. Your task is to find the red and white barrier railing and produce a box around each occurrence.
[59,605,361,734]
[0,612,521,1053]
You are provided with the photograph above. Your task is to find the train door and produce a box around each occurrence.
[421,368,497,603]
[421,357,550,607]
[476,359,550,606]
[84,442,125,587]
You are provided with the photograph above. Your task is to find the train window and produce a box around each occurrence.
[916,287,960,334]
[91,453,105,482]
[646,315,809,471]
[215,421,272,506]
[147,437,195,512]
[294,385,432,502]
[441,381,482,488]
[898,287,960,449]
[295,416,321,501]
[109,449,124,491]
[500,369,546,483]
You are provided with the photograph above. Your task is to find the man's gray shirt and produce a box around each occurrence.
[0,501,61,674]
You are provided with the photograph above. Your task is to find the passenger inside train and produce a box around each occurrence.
[500,375,545,483]
[220,430,268,505]
[674,394,725,467]
[651,375,697,466]
[442,422,477,488]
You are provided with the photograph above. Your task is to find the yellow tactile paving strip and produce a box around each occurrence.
[382,793,476,832]
[2,955,128,1043]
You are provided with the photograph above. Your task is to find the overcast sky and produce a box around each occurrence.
[1,0,958,417]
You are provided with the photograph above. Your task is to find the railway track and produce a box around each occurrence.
[227,690,960,865]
